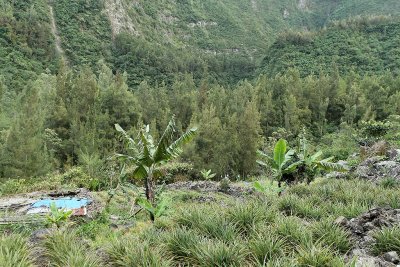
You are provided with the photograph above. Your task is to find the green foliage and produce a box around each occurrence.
[176,206,240,242]
[107,237,171,267]
[0,0,57,91]
[312,219,352,253]
[0,174,64,197]
[1,178,400,265]
[200,169,216,180]
[115,116,196,220]
[226,202,264,235]
[274,216,313,247]
[380,177,400,189]
[360,120,393,140]
[257,139,296,186]
[218,177,231,193]
[296,243,346,267]
[249,234,287,265]
[261,17,400,78]
[162,227,200,261]
[295,134,349,183]
[192,240,247,267]
[52,0,112,67]
[372,226,400,255]
[44,230,102,267]
[137,195,170,220]
[158,162,200,184]
[0,234,34,267]
[46,202,73,228]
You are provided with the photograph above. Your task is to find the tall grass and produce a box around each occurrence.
[192,240,247,267]
[107,236,171,267]
[43,230,102,267]
[0,234,34,267]
[372,226,400,255]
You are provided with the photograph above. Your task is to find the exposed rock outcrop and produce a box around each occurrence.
[105,0,139,37]
[336,208,400,267]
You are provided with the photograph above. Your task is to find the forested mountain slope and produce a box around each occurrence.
[2,0,400,90]
[260,17,400,76]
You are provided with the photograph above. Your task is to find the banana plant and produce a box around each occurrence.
[257,139,299,193]
[115,116,197,221]
[295,136,349,184]
[46,202,73,228]
[136,195,170,220]
[200,169,216,180]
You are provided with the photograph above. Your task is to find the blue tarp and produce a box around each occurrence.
[32,197,91,209]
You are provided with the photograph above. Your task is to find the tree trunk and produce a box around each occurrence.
[145,170,155,221]
[278,180,282,196]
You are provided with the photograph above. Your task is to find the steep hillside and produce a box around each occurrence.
[2,0,400,89]
[259,16,400,76]
[0,0,57,90]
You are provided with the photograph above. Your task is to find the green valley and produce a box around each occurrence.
[1,0,400,266]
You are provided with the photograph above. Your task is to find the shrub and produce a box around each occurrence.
[312,219,352,253]
[0,178,28,196]
[162,227,200,261]
[226,202,264,234]
[107,237,171,267]
[44,230,102,267]
[274,216,312,247]
[61,167,91,188]
[157,162,200,184]
[296,243,346,267]
[219,177,231,193]
[0,234,34,267]
[249,234,287,265]
[192,240,247,267]
[380,177,400,189]
[372,226,400,255]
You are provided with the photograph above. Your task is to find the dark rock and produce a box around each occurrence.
[383,251,400,264]
[165,181,253,197]
[340,208,400,266]
[30,228,54,243]
[355,256,396,267]
[356,166,376,179]
[354,156,400,182]
[387,149,400,161]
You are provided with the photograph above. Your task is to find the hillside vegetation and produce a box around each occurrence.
[1,1,400,266]
[260,16,400,77]
[3,0,400,89]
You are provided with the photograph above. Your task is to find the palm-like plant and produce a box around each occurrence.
[257,139,298,192]
[295,136,348,184]
[201,169,216,180]
[115,116,197,220]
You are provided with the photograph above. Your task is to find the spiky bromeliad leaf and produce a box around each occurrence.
[153,117,177,163]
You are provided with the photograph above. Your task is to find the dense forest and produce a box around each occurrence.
[1,62,399,180]
[0,0,400,184]
[260,16,400,77]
